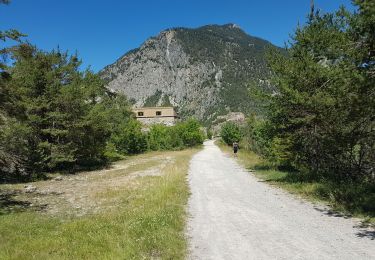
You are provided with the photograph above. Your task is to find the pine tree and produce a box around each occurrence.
[1,44,133,177]
[265,1,375,181]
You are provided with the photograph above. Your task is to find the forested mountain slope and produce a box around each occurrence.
[100,24,280,124]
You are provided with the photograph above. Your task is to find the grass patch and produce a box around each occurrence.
[216,140,375,225]
[0,148,200,259]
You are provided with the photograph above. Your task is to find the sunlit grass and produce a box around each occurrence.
[0,148,200,259]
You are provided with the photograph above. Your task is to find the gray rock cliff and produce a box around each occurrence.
[100,24,277,124]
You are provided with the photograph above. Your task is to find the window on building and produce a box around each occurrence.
[138,112,144,116]
[156,111,162,116]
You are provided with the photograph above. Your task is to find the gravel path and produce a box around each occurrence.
[187,140,375,260]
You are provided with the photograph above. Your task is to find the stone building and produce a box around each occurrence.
[133,107,179,126]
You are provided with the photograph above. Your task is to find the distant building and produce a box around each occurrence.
[133,107,178,126]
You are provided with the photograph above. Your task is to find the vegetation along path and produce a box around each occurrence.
[187,140,375,260]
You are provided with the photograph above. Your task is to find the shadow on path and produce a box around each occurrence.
[313,206,375,240]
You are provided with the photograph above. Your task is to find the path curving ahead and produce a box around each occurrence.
[187,140,375,260]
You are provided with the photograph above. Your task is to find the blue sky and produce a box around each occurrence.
[1,0,355,72]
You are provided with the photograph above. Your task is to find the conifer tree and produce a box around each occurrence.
[1,44,133,178]
[265,1,375,181]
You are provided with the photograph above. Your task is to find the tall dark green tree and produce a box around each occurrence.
[264,1,375,181]
[1,44,132,178]
[0,0,27,178]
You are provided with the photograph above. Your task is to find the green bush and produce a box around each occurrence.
[207,128,213,140]
[147,124,173,151]
[111,119,147,154]
[178,119,205,147]
[220,121,242,145]
[103,142,125,162]
[147,118,204,151]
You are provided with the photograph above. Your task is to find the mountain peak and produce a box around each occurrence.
[223,23,241,29]
[100,24,277,125]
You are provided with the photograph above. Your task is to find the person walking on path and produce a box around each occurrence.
[187,140,375,259]
[233,141,239,157]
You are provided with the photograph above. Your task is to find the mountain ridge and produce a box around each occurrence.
[100,24,279,125]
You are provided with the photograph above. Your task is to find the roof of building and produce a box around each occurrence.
[133,106,175,110]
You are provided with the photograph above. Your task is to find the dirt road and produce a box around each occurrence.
[187,140,375,260]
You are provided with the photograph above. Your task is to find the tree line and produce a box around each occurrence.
[0,43,204,182]
[219,1,374,215]
[224,0,374,185]
[0,2,204,181]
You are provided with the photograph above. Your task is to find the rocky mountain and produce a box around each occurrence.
[100,24,279,125]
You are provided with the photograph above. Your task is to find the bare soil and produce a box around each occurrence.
[2,154,175,217]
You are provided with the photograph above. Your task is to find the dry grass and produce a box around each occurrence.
[0,148,200,259]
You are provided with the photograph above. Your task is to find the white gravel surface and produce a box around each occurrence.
[187,140,375,260]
